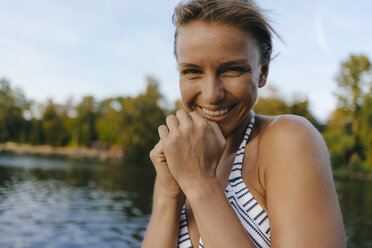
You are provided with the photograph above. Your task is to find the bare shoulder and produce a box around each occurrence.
[256,114,332,189]
[255,115,345,246]
[258,114,328,159]
[259,114,322,142]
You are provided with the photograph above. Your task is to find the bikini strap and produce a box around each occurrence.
[227,111,255,187]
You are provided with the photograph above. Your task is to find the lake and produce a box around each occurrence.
[0,155,371,247]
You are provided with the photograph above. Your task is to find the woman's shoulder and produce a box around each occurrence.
[255,114,330,178]
[256,114,322,148]
[252,115,344,247]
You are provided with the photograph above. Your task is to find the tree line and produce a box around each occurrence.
[0,54,371,172]
[0,76,166,163]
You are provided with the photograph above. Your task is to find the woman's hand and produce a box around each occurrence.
[158,109,226,194]
[144,141,186,248]
[150,140,184,200]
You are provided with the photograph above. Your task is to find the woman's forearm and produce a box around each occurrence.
[185,178,256,248]
[142,190,185,248]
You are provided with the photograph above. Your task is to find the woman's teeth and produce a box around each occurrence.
[202,107,229,117]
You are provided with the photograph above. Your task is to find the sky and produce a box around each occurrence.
[0,0,371,122]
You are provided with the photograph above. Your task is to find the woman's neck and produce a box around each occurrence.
[224,112,253,155]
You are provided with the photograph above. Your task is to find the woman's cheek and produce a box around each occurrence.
[180,82,196,112]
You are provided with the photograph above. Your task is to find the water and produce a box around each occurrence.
[0,155,371,247]
[336,177,372,247]
[0,155,155,248]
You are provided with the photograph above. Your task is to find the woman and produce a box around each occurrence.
[142,0,345,247]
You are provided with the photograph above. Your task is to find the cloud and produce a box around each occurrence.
[313,2,330,53]
[314,15,329,53]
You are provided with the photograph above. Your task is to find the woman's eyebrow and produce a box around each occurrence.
[180,60,250,67]
[179,63,202,68]
[219,59,251,67]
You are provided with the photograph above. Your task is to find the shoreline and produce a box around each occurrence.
[1,143,371,178]
[333,170,372,180]
[0,142,124,163]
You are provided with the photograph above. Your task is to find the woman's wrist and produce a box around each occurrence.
[182,177,222,203]
[154,191,186,212]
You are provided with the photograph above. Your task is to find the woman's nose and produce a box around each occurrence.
[201,75,225,104]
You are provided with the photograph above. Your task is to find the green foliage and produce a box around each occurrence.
[323,128,354,169]
[254,86,322,130]
[0,79,27,142]
[96,98,124,145]
[119,76,166,162]
[73,96,98,147]
[41,99,68,146]
[91,76,166,162]
[29,119,44,145]
[336,55,371,113]
[325,54,372,171]
[254,97,289,115]
[358,93,372,167]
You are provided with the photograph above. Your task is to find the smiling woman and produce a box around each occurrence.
[177,21,264,137]
[142,0,345,247]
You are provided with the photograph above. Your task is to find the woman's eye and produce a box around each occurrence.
[221,67,247,77]
[181,69,203,79]
[182,69,202,75]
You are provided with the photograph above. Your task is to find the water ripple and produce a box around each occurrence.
[0,155,153,248]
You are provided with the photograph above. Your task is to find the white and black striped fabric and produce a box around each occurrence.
[178,112,271,248]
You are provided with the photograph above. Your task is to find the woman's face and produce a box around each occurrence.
[176,21,268,136]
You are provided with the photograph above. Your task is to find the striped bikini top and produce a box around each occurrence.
[178,112,271,248]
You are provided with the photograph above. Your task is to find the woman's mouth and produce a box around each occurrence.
[201,107,228,117]
[200,106,233,122]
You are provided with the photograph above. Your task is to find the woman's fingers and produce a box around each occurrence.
[150,140,183,198]
[166,115,180,133]
[176,109,193,132]
[189,111,208,131]
[207,120,225,145]
[153,140,162,151]
[156,111,226,194]
[163,111,224,145]
[158,125,169,140]
[150,141,165,164]
[151,141,164,157]
[150,141,160,159]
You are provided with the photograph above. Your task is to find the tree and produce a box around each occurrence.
[336,54,371,134]
[41,99,67,146]
[73,96,98,147]
[29,119,44,145]
[0,79,27,142]
[324,54,372,170]
[96,97,125,145]
[254,85,321,129]
[289,99,323,131]
[120,76,166,163]
[323,108,355,169]
[358,92,372,168]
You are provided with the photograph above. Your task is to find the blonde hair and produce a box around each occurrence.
[172,0,277,64]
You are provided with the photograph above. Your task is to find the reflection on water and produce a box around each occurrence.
[0,155,155,248]
[0,155,371,247]
[335,177,372,248]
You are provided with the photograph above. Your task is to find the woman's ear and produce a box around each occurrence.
[258,62,269,88]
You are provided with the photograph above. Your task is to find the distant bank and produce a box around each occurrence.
[0,142,124,163]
